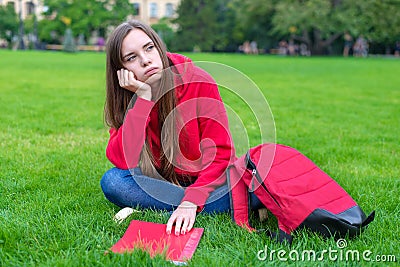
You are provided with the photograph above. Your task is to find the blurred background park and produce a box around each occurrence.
[1,0,400,56]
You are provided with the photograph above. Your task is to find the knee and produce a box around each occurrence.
[100,168,128,197]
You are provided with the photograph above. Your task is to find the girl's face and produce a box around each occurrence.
[120,29,163,86]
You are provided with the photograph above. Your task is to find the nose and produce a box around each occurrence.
[140,54,151,67]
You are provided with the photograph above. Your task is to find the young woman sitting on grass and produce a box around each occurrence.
[100,20,264,236]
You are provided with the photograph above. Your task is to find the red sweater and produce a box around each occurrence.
[106,53,236,209]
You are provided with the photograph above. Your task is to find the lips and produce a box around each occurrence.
[144,67,159,77]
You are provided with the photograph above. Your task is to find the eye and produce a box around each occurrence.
[126,55,136,62]
[146,45,154,52]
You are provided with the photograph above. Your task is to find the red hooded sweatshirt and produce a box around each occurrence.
[106,53,236,209]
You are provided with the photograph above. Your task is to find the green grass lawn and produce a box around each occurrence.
[0,50,399,266]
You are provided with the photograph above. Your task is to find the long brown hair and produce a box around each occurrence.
[104,20,180,185]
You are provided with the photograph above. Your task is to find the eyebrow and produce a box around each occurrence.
[122,41,154,60]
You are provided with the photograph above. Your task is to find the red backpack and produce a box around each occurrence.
[227,144,375,244]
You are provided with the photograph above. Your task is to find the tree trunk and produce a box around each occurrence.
[292,30,311,51]
[293,29,343,55]
[311,29,342,55]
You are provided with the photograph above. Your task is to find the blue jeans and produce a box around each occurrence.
[100,167,263,214]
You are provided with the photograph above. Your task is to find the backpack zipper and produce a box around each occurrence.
[246,152,281,208]
[251,169,256,191]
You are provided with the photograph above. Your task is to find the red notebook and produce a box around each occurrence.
[110,220,204,263]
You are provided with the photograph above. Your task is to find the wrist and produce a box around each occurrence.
[136,88,152,101]
[180,201,197,209]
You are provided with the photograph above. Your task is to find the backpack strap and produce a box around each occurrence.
[361,210,375,227]
[226,166,254,231]
[257,229,293,245]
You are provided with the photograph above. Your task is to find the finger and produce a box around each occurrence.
[128,71,140,89]
[181,217,190,235]
[123,69,130,85]
[187,214,195,232]
[174,216,183,236]
[166,213,176,235]
[128,71,135,83]
[117,70,122,86]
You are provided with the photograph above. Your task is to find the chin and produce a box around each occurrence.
[146,73,162,85]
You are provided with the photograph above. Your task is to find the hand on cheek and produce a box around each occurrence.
[117,69,152,100]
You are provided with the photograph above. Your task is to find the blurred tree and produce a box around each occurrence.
[23,15,37,49]
[40,0,132,44]
[247,0,400,55]
[102,0,134,29]
[36,0,400,54]
[174,0,218,51]
[338,0,400,52]
[174,0,238,52]
[214,0,239,52]
[151,18,175,50]
[271,0,346,55]
[38,18,63,44]
[0,4,19,48]
[233,0,278,52]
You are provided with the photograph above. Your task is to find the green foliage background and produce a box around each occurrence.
[2,0,400,53]
[0,4,18,45]
[175,0,400,54]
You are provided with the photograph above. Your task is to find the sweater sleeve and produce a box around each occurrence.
[181,81,236,210]
[106,97,155,169]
